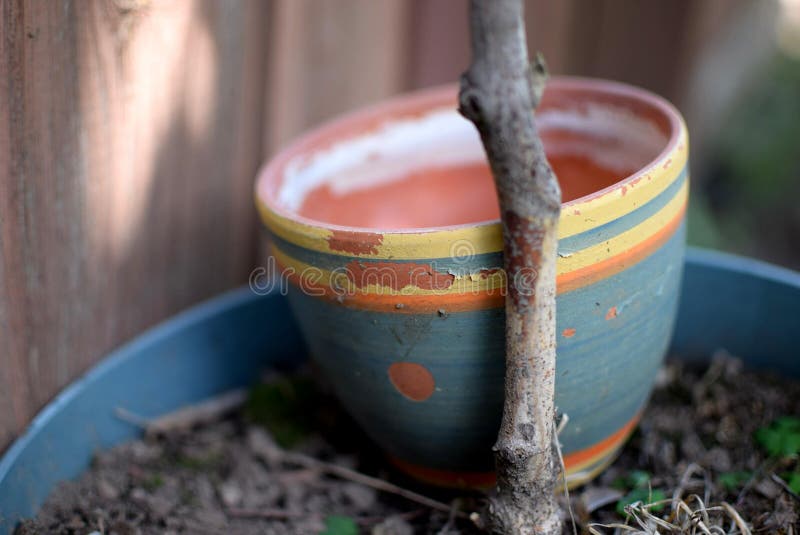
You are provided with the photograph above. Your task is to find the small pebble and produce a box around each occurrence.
[341,481,377,511]
[130,441,162,463]
[96,477,119,500]
[219,480,243,507]
[372,515,414,535]
[66,515,85,530]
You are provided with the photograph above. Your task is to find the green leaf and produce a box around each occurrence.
[718,471,752,491]
[142,473,164,492]
[319,515,358,535]
[611,470,651,490]
[245,376,320,448]
[175,451,223,472]
[782,471,800,494]
[755,417,800,458]
[628,470,652,488]
[615,488,666,517]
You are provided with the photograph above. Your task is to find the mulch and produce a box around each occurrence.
[16,354,800,534]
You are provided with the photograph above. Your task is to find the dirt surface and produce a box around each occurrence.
[17,356,800,534]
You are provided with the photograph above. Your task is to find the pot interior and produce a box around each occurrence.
[268,83,673,231]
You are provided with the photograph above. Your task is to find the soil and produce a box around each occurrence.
[17,355,800,534]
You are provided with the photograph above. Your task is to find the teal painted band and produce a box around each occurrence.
[287,222,685,471]
[271,230,502,273]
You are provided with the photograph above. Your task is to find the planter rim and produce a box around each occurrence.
[682,247,800,289]
[0,287,257,478]
[255,76,687,237]
[0,285,304,533]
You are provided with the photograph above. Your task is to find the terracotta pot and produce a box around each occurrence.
[255,77,688,488]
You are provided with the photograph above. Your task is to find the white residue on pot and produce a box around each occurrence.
[278,108,484,212]
[537,104,668,173]
[277,102,668,212]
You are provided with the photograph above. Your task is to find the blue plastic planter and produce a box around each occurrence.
[0,248,798,532]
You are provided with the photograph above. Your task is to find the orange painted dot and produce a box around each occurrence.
[388,362,435,402]
[605,306,618,320]
[562,328,576,338]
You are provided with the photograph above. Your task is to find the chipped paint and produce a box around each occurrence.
[345,260,455,291]
[328,230,383,255]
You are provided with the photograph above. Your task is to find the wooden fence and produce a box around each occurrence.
[0,0,754,451]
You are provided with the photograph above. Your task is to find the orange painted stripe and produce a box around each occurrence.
[388,413,641,489]
[562,412,640,470]
[556,201,686,294]
[273,256,506,312]
[277,201,686,313]
[388,456,497,489]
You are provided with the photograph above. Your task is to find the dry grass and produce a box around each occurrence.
[586,464,752,535]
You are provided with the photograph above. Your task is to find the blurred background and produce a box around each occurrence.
[1,0,799,451]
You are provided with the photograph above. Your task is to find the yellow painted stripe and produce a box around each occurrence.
[270,180,687,299]
[258,200,504,260]
[558,179,688,273]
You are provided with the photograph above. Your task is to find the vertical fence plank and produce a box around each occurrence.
[406,0,469,89]
[561,0,695,101]
[405,0,700,102]
[0,0,271,450]
[524,0,578,75]
[265,0,411,152]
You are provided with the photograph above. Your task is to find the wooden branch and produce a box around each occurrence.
[459,0,562,533]
[114,389,248,437]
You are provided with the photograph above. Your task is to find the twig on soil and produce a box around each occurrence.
[720,502,752,535]
[358,509,426,526]
[770,473,800,501]
[672,462,704,502]
[436,500,462,535]
[114,407,152,428]
[556,413,570,436]
[735,457,780,505]
[114,389,247,436]
[247,428,468,518]
[226,507,308,520]
[555,414,578,535]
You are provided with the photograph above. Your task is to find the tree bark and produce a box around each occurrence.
[459,0,562,533]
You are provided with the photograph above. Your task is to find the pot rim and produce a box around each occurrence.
[255,76,687,241]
